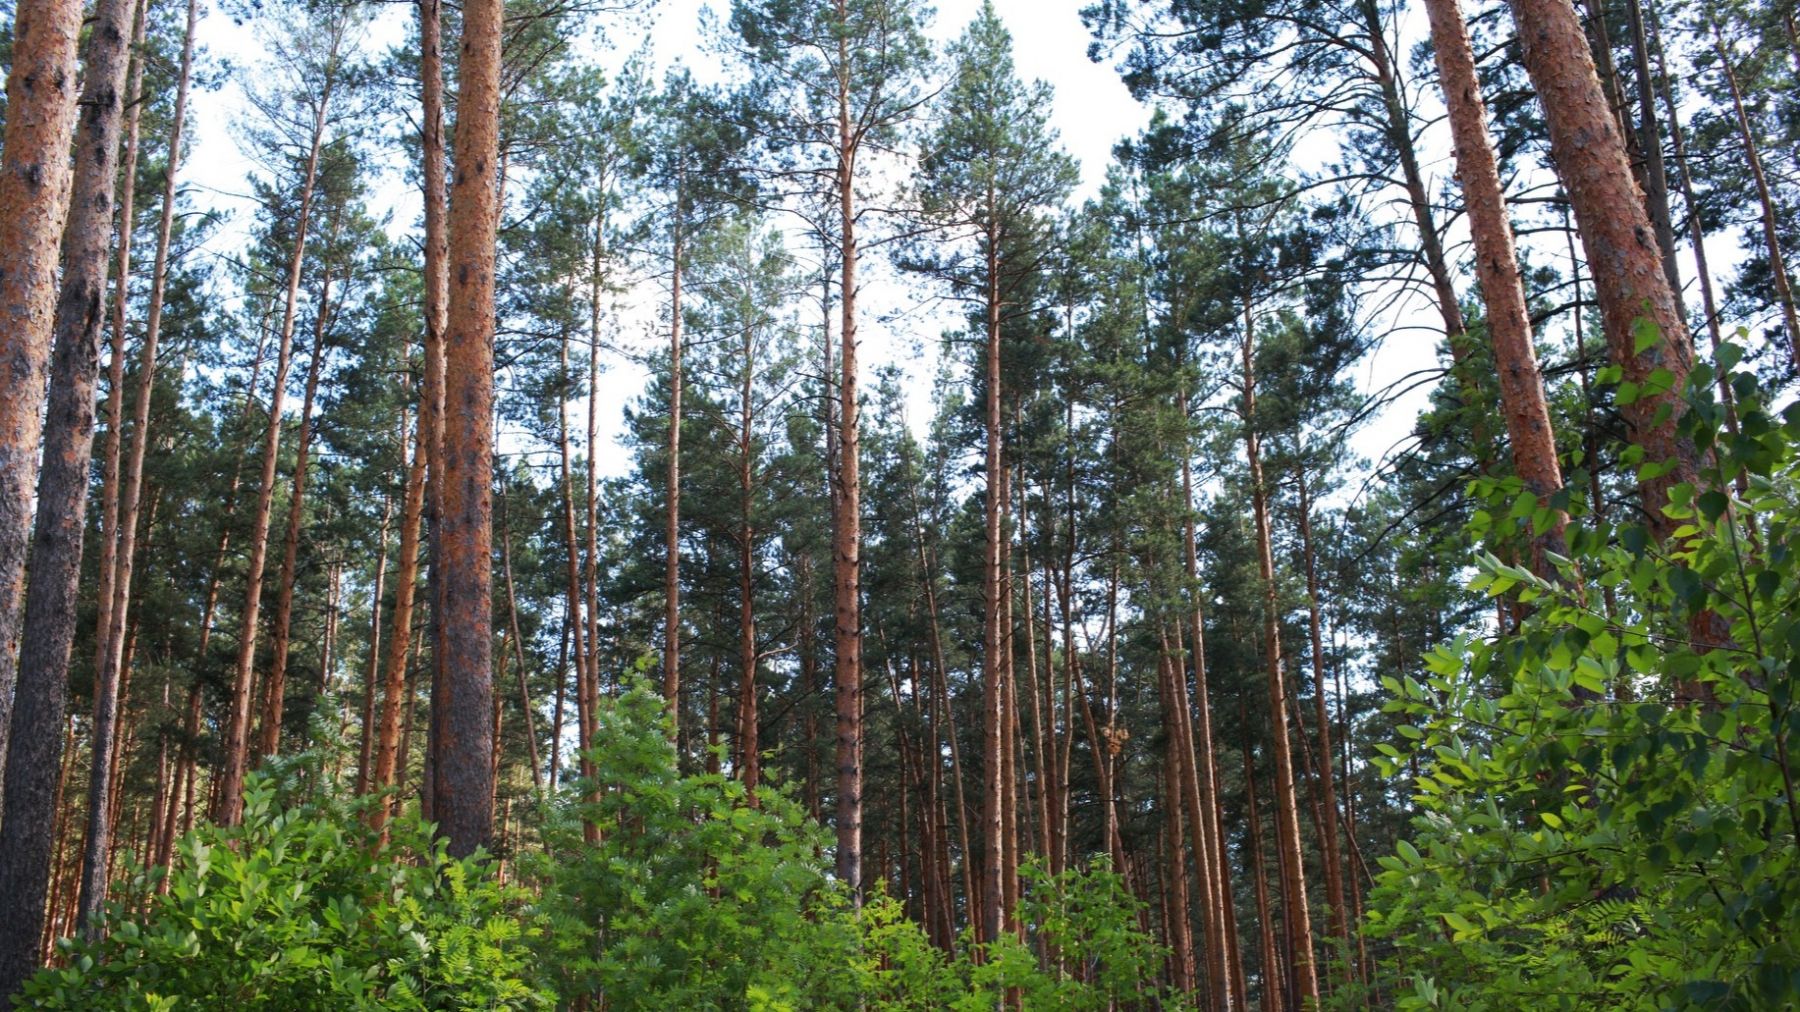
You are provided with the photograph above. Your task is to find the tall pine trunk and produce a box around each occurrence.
[1509,0,1696,533]
[1,0,139,961]
[215,57,337,825]
[1241,297,1319,1006]
[1425,0,1569,570]
[0,0,84,796]
[832,9,866,904]
[433,0,502,857]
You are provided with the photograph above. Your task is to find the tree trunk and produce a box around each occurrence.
[980,229,1007,945]
[0,0,84,804]
[260,257,340,758]
[665,213,684,726]
[1241,297,1319,1006]
[832,8,865,904]
[1425,0,1569,567]
[432,0,502,857]
[736,320,760,794]
[215,55,336,825]
[1509,0,1696,533]
[0,0,138,966]
[93,0,150,717]
[1295,470,1350,973]
[1623,0,1682,302]
[357,489,395,795]
[1711,23,1800,369]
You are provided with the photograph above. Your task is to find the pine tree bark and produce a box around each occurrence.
[665,214,685,726]
[831,5,866,903]
[1241,297,1319,1006]
[1509,0,1696,532]
[432,0,502,857]
[735,316,761,794]
[260,258,340,758]
[0,0,84,798]
[1425,0,1569,566]
[215,61,335,825]
[0,0,139,968]
[980,233,1007,945]
[93,0,150,702]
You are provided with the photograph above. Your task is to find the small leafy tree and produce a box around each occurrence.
[527,680,861,1009]
[1358,343,1800,1009]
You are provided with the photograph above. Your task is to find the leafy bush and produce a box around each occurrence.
[858,858,1177,1011]
[1359,347,1800,1009]
[526,681,862,1009]
[25,772,549,1011]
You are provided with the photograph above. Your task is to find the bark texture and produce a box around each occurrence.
[1509,0,1695,533]
[0,0,84,797]
[1426,0,1569,566]
[433,0,503,857]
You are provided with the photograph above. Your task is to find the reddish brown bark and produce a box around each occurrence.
[260,256,341,758]
[432,0,502,857]
[1427,0,1570,568]
[0,0,141,955]
[0,0,83,801]
[216,27,341,824]
[832,7,866,902]
[1509,0,1696,532]
[1242,296,1319,1006]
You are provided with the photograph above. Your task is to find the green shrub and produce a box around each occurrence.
[526,681,861,1010]
[1358,346,1800,1010]
[25,774,549,1011]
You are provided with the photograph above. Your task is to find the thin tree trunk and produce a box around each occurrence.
[498,486,542,792]
[216,49,337,825]
[980,228,1007,945]
[1294,470,1350,977]
[1241,295,1319,1006]
[433,0,502,857]
[1244,736,1284,1012]
[832,7,866,904]
[417,0,451,828]
[1624,0,1683,301]
[1711,23,1800,369]
[665,211,684,726]
[736,319,761,794]
[93,0,150,709]
[357,489,395,795]
[260,256,341,758]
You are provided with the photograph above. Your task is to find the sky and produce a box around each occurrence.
[175,0,1462,498]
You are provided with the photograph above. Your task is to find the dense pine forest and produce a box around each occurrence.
[0,0,1796,1006]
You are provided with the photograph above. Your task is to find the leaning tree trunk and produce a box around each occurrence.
[1509,0,1696,535]
[1711,23,1800,370]
[261,256,341,758]
[215,75,333,826]
[0,0,138,968]
[0,0,84,800]
[432,0,502,858]
[1425,0,1569,569]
